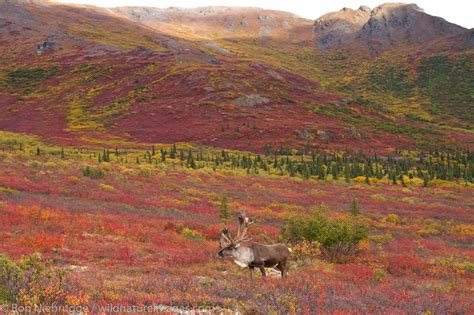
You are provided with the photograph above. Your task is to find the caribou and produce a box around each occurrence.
[217,211,291,280]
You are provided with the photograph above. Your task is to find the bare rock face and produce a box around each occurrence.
[356,3,465,51]
[112,7,170,22]
[202,41,232,56]
[313,3,466,51]
[232,94,270,107]
[297,129,314,140]
[313,6,372,49]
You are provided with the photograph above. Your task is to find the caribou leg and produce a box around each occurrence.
[277,261,288,279]
[248,266,254,281]
[259,266,266,277]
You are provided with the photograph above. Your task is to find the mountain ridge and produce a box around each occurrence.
[313,3,466,51]
[0,1,472,152]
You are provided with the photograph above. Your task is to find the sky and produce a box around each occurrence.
[54,0,473,28]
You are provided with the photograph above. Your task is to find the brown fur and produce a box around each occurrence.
[247,243,291,279]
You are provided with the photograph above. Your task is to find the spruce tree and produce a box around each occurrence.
[219,195,230,221]
[350,198,361,216]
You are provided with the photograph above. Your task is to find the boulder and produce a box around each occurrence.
[232,94,270,107]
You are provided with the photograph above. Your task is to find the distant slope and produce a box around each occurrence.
[111,6,312,42]
[0,1,472,152]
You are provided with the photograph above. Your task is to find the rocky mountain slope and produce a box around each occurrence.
[313,3,467,51]
[0,0,472,152]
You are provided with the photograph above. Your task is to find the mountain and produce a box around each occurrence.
[0,1,472,152]
[111,6,310,42]
[313,3,467,51]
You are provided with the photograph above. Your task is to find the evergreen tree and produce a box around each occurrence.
[423,172,430,188]
[264,144,272,156]
[219,195,230,221]
[170,144,177,159]
[350,198,361,216]
[161,148,167,162]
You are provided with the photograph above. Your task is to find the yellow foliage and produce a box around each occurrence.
[291,240,321,262]
[68,176,80,183]
[137,165,154,177]
[181,227,204,240]
[418,226,440,236]
[369,233,394,246]
[99,183,115,191]
[401,196,422,205]
[352,176,366,183]
[430,179,458,188]
[382,213,400,225]
[0,186,16,195]
[452,224,474,235]
[358,239,371,251]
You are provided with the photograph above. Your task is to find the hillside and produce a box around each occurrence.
[0,0,472,153]
[0,1,473,312]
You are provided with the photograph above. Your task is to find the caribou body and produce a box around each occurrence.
[217,212,291,279]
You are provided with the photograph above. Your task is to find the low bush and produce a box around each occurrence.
[290,240,321,264]
[82,166,105,179]
[0,253,88,305]
[386,254,427,277]
[283,207,370,262]
[181,227,204,240]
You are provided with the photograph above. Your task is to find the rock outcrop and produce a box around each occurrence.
[313,3,466,51]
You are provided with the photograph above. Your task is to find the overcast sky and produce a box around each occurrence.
[54,0,473,28]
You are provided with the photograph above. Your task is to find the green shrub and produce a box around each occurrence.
[283,207,370,262]
[83,166,105,179]
[6,67,60,89]
[368,65,414,97]
[181,227,204,240]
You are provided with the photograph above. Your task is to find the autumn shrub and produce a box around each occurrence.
[20,234,64,252]
[117,247,135,266]
[336,263,375,282]
[0,253,88,305]
[382,213,400,225]
[386,254,427,277]
[99,183,115,191]
[82,166,105,179]
[181,227,204,240]
[290,240,321,264]
[283,208,370,262]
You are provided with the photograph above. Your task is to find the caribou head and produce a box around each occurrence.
[218,211,291,280]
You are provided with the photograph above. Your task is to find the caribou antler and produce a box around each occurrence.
[233,211,254,244]
[220,227,234,246]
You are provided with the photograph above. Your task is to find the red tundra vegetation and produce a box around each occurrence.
[0,134,472,313]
